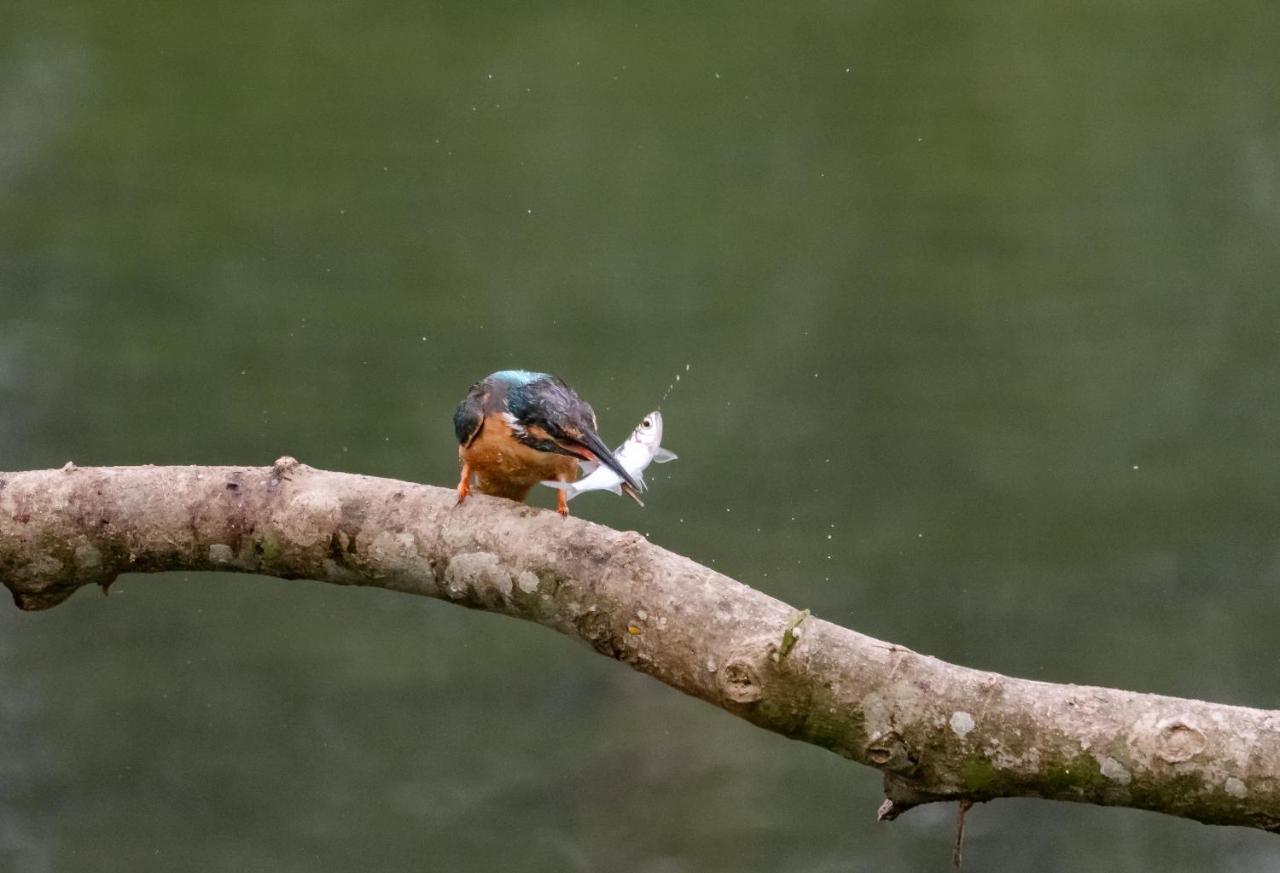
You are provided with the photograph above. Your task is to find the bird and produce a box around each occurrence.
[453,370,642,516]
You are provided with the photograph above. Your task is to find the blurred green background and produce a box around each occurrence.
[3,1,1280,870]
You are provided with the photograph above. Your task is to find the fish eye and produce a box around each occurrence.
[642,418,652,428]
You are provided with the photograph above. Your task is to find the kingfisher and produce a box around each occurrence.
[453,369,642,516]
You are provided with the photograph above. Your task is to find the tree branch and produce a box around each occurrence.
[2,460,1278,832]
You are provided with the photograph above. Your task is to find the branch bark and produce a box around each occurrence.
[2,460,1278,832]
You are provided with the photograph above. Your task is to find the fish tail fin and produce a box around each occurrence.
[541,480,579,501]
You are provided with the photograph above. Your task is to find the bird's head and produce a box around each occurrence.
[506,374,642,493]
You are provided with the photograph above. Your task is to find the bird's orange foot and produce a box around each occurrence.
[557,488,570,517]
[455,463,472,506]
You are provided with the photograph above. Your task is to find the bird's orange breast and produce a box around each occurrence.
[460,412,578,500]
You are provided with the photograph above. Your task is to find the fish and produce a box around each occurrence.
[541,410,677,506]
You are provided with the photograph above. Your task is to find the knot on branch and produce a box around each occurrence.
[270,456,302,488]
[1153,716,1207,763]
[718,617,816,706]
[865,731,916,773]
[720,655,764,703]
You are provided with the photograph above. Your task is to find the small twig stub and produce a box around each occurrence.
[778,608,810,658]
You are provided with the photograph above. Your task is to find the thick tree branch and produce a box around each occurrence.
[2,460,1278,832]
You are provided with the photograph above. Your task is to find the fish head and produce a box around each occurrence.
[631,411,664,452]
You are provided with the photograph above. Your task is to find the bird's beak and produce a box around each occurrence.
[568,428,643,495]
